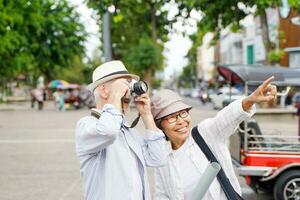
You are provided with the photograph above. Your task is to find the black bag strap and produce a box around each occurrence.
[191,126,244,200]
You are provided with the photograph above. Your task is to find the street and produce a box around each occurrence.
[2,0,300,199]
[0,99,280,200]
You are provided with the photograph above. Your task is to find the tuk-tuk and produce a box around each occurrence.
[217,65,300,200]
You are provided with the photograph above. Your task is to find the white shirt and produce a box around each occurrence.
[75,104,167,200]
[172,137,213,200]
[154,99,256,200]
[129,142,143,199]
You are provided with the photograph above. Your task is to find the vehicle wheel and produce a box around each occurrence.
[274,170,300,200]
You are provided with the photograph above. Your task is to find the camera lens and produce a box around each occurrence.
[132,81,148,96]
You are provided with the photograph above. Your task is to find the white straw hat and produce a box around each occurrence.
[87,60,139,91]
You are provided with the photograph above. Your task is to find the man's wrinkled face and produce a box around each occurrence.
[160,109,191,148]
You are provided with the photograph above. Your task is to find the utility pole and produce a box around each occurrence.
[103,12,112,62]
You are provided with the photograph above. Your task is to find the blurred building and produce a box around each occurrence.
[196,5,300,84]
[196,33,215,82]
[216,7,299,67]
[220,31,243,65]
[280,9,300,67]
[241,9,280,65]
[218,9,279,66]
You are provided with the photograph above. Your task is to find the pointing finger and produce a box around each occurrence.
[261,76,275,89]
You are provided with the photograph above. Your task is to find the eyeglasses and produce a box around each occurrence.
[163,110,190,124]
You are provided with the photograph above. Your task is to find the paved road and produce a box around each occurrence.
[0,102,84,200]
[0,100,279,200]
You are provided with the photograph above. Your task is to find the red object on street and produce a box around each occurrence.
[244,152,300,167]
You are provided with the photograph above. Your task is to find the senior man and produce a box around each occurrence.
[75,61,167,200]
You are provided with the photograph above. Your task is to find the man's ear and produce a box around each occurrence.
[99,84,109,99]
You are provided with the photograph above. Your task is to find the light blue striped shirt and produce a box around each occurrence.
[75,104,167,200]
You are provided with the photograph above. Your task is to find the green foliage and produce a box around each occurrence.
[0,0,87,82]
[289,0,300,12]
[152,77,162,89]
[178,63,195,88]
[55,53,103,85]
[83,54,103,84]
[86,0,193,86]
[126,37,163,77]
[57,56,85,84]
[268,49,285,64]
[178,0,300,83]
[175,0,284,45]
[177,28,209,87]
[268,30,286,64]
[86,0,300,87]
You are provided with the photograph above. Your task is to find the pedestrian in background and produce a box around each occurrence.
[58,89,65,111]
[30,87,44,110]
[52,90,60,109]
[151,77,277,200]
[75,61,167,200]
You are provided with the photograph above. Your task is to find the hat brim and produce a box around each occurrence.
[87,74,139,92]
[156,101,192,120]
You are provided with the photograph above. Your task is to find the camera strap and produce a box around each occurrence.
[126,114,140,128]
[90,108,141,128]
[91,108,101,119]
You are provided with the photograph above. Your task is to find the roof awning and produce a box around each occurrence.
[217,64,300,86]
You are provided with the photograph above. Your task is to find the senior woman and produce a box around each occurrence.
[151,77,277,200]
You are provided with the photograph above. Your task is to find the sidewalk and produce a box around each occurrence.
[0,101,30,111]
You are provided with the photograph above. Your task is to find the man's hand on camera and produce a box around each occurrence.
[134,93,158,131]
[242,76,277,112]
[107,78,130,111]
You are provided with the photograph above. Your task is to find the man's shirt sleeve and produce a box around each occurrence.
[75,104,124,156]
[141,129,167,167]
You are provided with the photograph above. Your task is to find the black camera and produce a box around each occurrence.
[129,80,148,96]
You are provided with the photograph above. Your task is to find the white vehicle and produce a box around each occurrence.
[190,88,200,98]
[210,87,244,109]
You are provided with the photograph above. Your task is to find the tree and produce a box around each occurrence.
[88,0,164,88]
[82,51,103,84]
[177,0,300,64]
[86,0,197,89]
[178,25,209,88]
[0,0,87,83]
[57,56,86,84]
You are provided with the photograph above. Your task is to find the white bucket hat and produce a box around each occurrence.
[87,60,139,91]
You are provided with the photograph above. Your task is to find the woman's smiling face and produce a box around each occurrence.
[160,109,192,149]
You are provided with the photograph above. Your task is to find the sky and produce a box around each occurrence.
[69,0,199,80]
[68,0,101,59]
